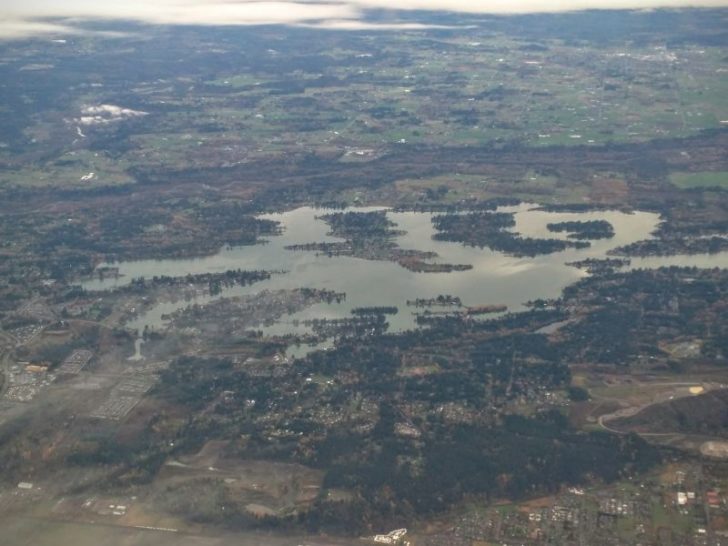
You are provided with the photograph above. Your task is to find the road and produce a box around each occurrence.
[596,382,725,437]
[0,328,16,399]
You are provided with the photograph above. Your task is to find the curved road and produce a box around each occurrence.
[596,382,724,437]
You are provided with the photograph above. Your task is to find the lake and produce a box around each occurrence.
[81,205,728,358]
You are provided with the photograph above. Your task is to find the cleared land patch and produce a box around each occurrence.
[669,171,728,190]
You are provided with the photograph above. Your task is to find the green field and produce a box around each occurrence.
[670,171,728,190]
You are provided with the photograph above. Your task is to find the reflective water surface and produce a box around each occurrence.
[81,205,728,358]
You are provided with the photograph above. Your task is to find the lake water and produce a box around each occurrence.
[81,205,728,359]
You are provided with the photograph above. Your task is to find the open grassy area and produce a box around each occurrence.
[651,501,695,535]
[0,150,135,189]
[670,171,728,190]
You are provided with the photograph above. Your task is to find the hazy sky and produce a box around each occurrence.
[1,0,727,38]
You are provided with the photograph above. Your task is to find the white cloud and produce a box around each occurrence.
[0,0,726,39]
[0,1,356,25]
[0,1,360,38]
[0,19,79,39]
[76,104,148,126]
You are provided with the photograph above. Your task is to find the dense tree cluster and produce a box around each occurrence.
[558,267,728,363]
[320,210,402,241]
[547,220,615,240]
[432,212,589,256]
[125,269,272,295]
